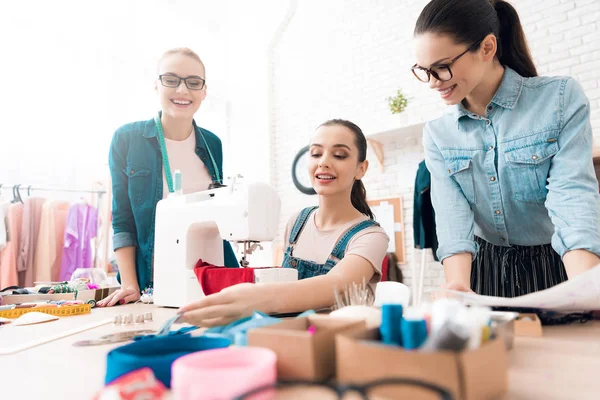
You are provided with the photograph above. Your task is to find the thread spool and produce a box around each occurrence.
[144,312,153,322]
[380,304,403,346]
[401,318,428,350]
[135,314,145,324]
[174,170,182,196]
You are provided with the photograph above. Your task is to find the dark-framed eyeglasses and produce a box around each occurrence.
[411,39,484,83]
[159,74,206,90]
[233,378,454,400]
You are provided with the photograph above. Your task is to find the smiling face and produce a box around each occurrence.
[155,53,206,119]
[414,32,488,105]
[308,124,368,197]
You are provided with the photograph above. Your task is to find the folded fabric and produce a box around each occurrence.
[193,259,254,295]
[105,334,231,388]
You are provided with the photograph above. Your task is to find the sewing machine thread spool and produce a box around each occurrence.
[401,318,428,350]
[144,312,153,322]
[113,315,122,325]
[135,314,145,324]
[122,314,133,325]
[380,304,403,346]
[174,170,182,196]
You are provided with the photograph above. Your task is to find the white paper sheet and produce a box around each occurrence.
[372,202,395,253]
[440,265,600,311]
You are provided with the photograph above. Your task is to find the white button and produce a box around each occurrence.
[488,145,494,150]
[490,176,496,182]
[532,155,538,160]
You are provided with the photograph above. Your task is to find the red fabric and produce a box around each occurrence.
[193,259,254,295]
[381,254,389,282]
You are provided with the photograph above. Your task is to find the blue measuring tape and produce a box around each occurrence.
[154,112,222,193]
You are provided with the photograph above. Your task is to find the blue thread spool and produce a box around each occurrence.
[401,318,428,350]
[174,170,182,195]
[380,304,403,346]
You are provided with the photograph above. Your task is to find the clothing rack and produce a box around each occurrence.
[0,183,110,271]
[0,184,106,195]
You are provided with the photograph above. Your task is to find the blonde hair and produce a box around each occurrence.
[158,47,205,74]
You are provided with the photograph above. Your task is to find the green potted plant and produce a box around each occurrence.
[387,89,409,114]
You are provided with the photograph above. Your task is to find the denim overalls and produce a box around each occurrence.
[282,206,379,279]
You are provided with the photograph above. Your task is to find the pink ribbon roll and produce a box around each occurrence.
[171,346,277,400]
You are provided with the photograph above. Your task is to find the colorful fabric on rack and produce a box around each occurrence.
[59,203,98,281]
[34,201,69,282]
[0,202,7,251]
[0,204,23,288]
[193,259,254,295]
[18,197,46,287]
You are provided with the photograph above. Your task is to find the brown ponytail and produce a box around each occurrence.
[318,119,375,220]
[414,0,537,77]
[491,0,537,77]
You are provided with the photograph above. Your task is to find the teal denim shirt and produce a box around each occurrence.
[109,116,239,291]
[424,67,600,263]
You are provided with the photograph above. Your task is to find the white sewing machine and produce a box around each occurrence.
[153,181,296,308]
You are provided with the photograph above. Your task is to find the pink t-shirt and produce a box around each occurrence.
[162,131,213,199]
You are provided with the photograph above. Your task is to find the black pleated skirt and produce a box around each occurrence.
[471,236,568,297]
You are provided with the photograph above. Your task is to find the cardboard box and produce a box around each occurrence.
[336,328,508,400]
[76,287,119,303]
[247,315,365,381]
[514,313,543,337]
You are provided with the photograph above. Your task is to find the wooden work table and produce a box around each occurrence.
[0,304,599,399]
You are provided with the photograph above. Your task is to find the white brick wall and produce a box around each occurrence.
[269,0,600,293]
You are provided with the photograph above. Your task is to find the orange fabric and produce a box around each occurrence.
[18,197,46,287]
[0,204,23,288]
[34,201,70,283]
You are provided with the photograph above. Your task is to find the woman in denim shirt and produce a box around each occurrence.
[178,120,389,327]
[413,0,600,297]
[99,48,238,307]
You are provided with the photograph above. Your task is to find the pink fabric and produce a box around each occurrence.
[34,201,69,283]
[0,204,23,288]
[59,203,98,281]
[18,197,46,287]
[171,347,277,400]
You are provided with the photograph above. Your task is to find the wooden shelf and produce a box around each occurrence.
[366,122,425,172]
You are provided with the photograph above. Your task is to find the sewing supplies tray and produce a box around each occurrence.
[335,327,508,400]
[0,304,92,319]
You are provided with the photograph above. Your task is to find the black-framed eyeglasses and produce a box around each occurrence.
[233,378,453,400]
[159,74,206,90]
[411,39,484,83]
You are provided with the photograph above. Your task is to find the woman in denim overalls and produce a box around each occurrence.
[179,119,389,327]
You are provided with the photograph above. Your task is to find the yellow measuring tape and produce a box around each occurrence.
[0,304,91,319]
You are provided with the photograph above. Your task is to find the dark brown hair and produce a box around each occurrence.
[318,119,374,220]
[414,0,537,78]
